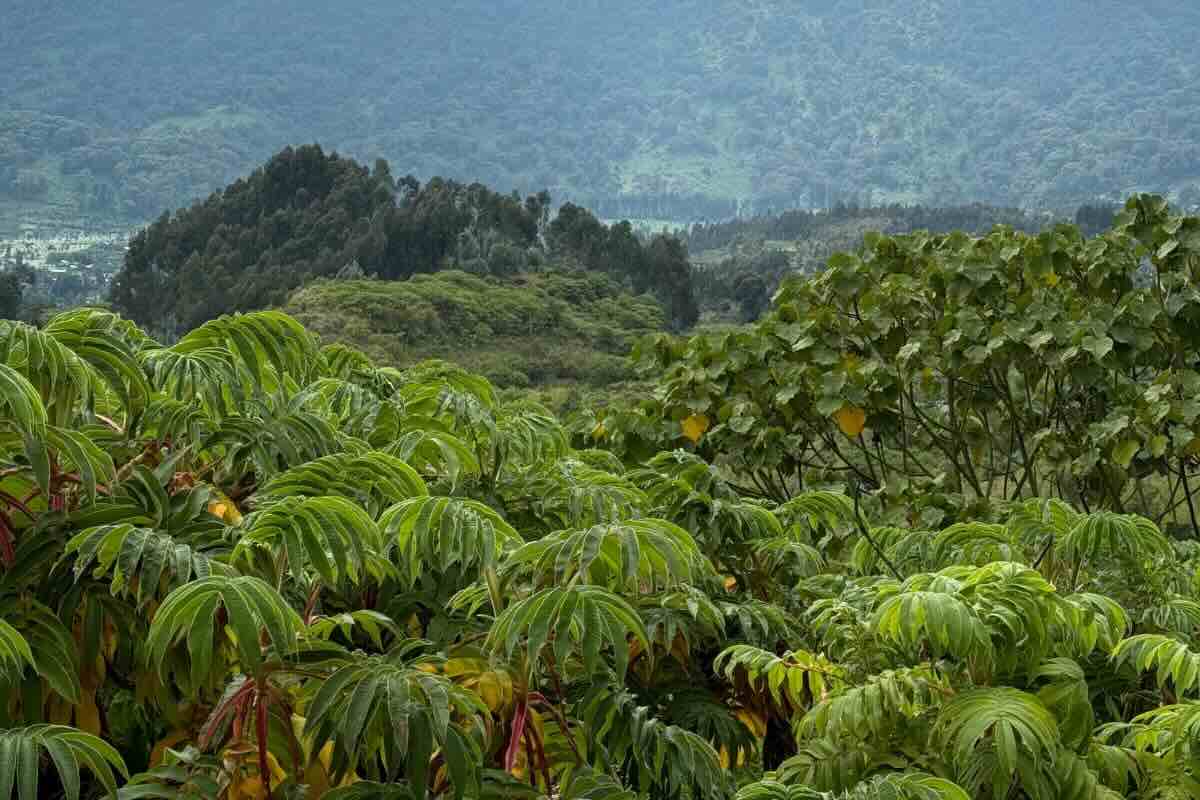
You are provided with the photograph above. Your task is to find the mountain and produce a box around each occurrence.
[3,0,1199,230]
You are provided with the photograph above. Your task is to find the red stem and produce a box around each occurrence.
[257,690,272,800]
[504,700,528,771]
[0,511,15,566]
[0,489,35,521]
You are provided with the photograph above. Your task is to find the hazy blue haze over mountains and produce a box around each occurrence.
[3,0,1199,227]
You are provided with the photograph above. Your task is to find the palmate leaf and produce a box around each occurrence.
[486,585,649,679]
[553,766,639,800]
[850,526,922,576]
[798,665,954,743]
[397,361,499,412]
[64,523,227,606]
[776,491,855,532]
[1057,511,1171,569]
[639,586,726,655]
[577,686,731,800]
[718,598,796,647]
[504,519,705,593]
[1112,634,1200,694]
[146,576,302,687]
[956,562,1064,670]
[773,739,877,794]
[751,534,826,578]
[320,342,377,381]
[203,406,342,479]
[0,724,128,800]
[260,451,428,515]
[0,320,95,428]
[380,496,519,587]
[306,610,399,649]
[659,687,758,767]
[46,426,116,504]
[0,620,33,689]
[932,688,1060,795]
[1033,658,1094,750]
[6,602,81,704]
[494,402,570,471]
[303,641,486,799]
[0,363,50,494]
[235,495,386,586]
[736,773,969,800]
[1057,593,1129,658]
[171,310,320,388]
[41,307,152,418]
[384,418,480,486]
[1140,595,1200,637]
[518,458,649,530]
[133,394,215,446]
[1006,498,1081,550]
[871,587,992,663]
[715,645,846,713]
[115,748,223,800]
[929,523,1018,568]
[140,346,241,416]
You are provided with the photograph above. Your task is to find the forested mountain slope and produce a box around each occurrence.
[4,0,1199,227]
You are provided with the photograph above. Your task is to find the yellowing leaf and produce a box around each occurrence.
[734,707,768,738]
[833,405,866,437]
[228,775,267,800]
[207,491,243,525]
[1044,271,1060,287]
[681,414,710,443]
[591,420,607,441]
[75,690,102,735]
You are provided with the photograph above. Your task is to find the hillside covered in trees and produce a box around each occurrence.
[4,0,1200,228]
[108,146,697,337]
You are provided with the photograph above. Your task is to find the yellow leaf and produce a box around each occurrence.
[1044,271,1060,287]
[207,490,243,525]
[833,405,866,437]
[718,744,747,768]
[591,420,607,441]
[75,690,102,736]
[734,708,768,738]
[266,753,287,786]
[681,414,710,444]
[228,776,267,800]
[723,575,738,592]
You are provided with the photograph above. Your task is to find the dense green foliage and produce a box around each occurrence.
[606,195,1200,531]
[686,203,1063,321]
[283,271,665,389]
[8,199,1200,798]
[4,1,1200,227]
[108,146,697,337]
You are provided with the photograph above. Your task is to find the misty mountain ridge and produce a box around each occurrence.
[3,0,1199,230]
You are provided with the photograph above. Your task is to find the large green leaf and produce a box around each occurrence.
[146,575,302,686]
[0,724,127,800]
